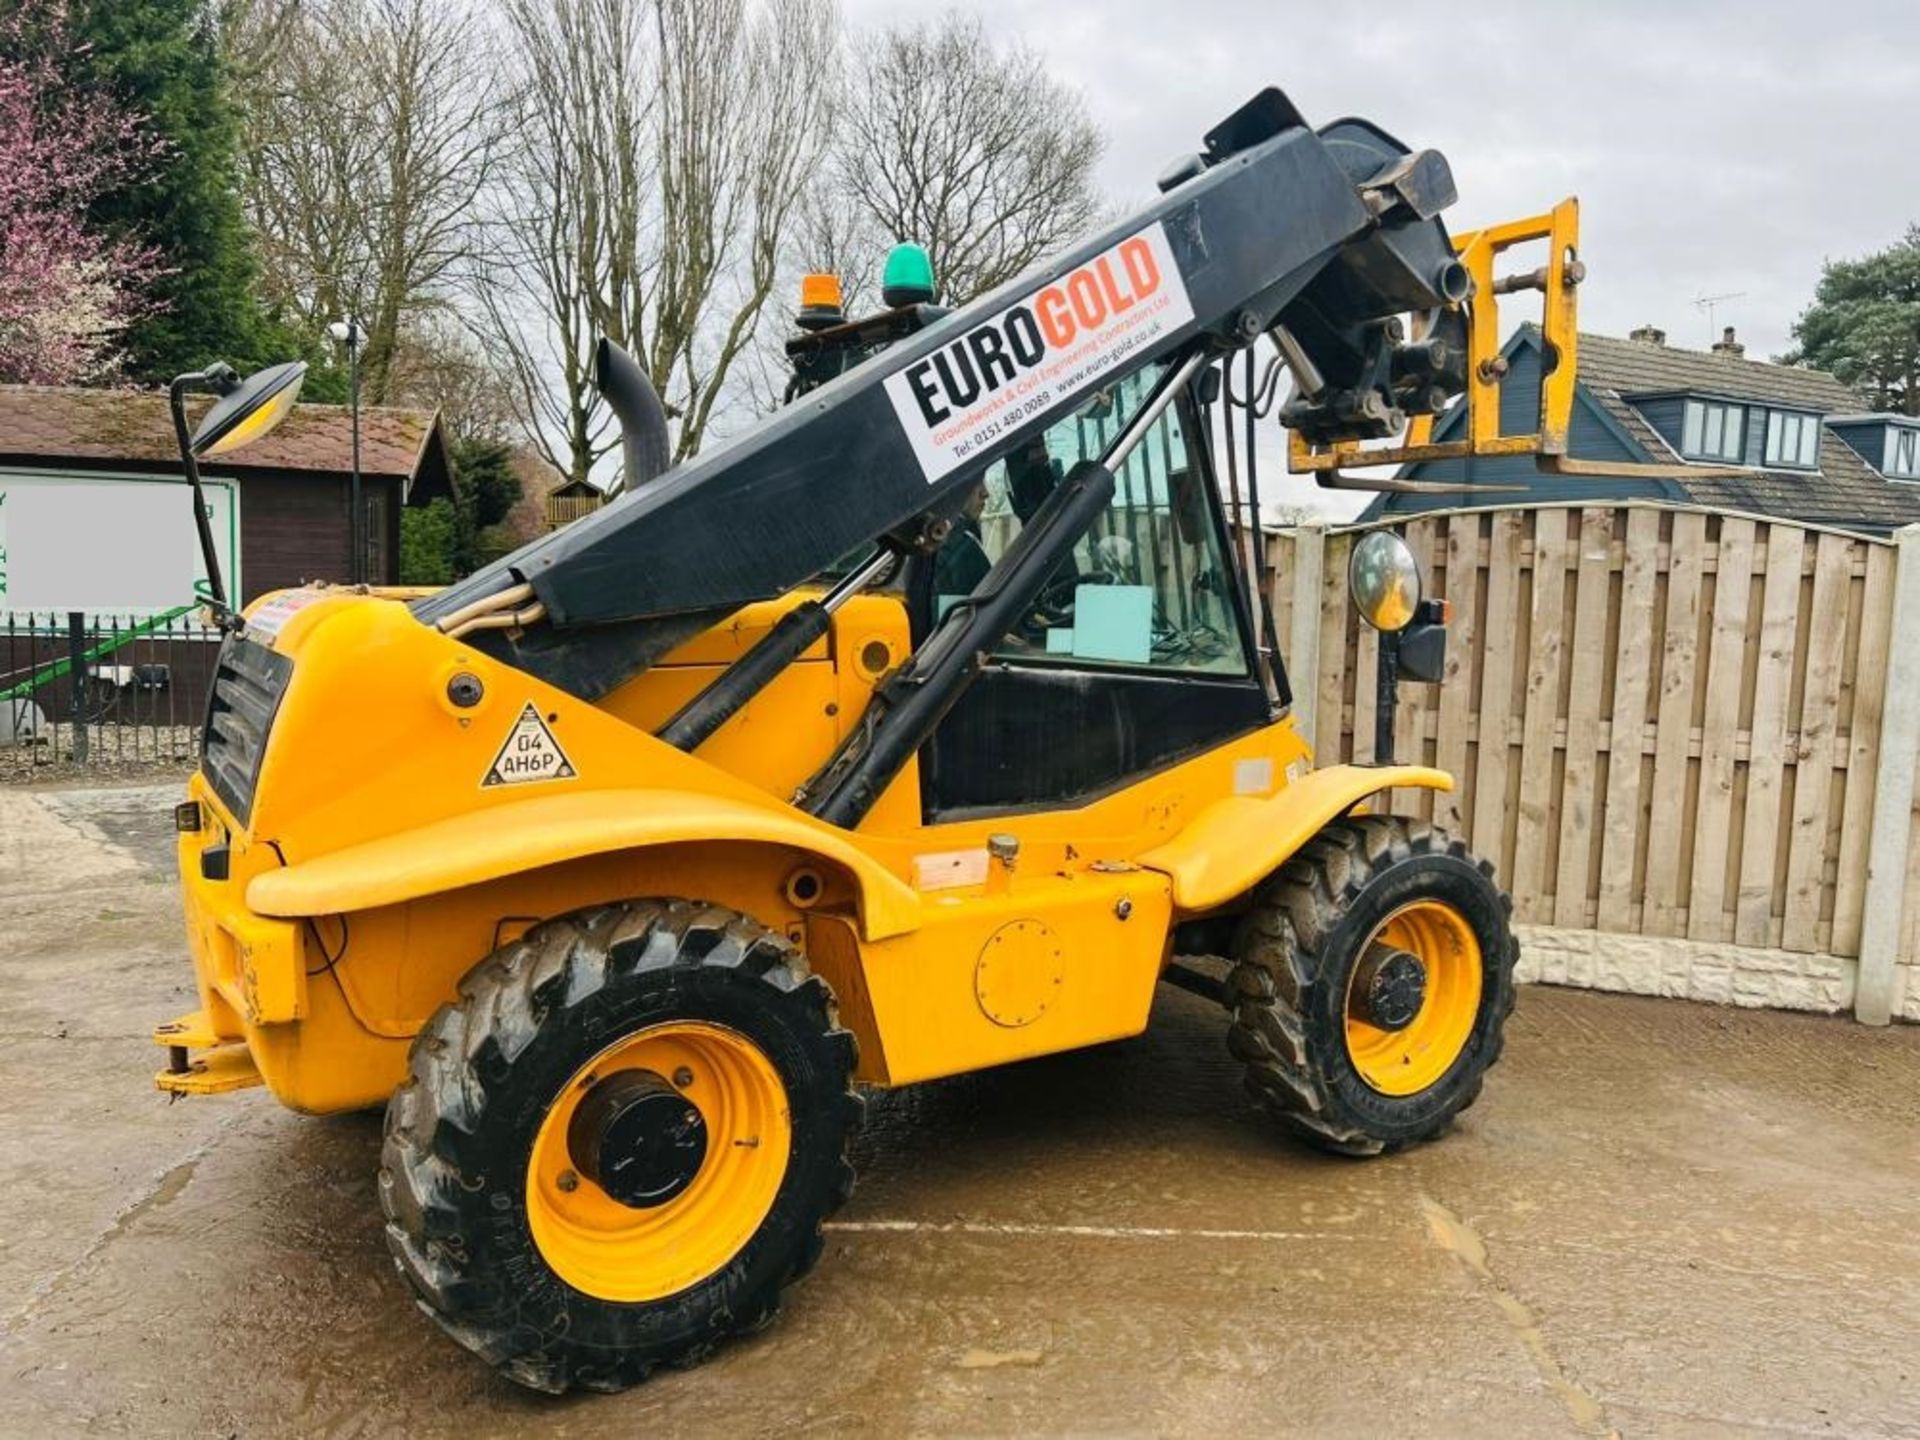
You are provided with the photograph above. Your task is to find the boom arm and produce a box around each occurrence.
[414,88,1478,700]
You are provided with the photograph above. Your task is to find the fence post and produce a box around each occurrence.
[1856,524,1920,1024]
[1287,524,1325,744]
[66,610,88,765]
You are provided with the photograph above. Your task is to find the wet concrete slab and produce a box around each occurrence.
[2,779,1917,1438]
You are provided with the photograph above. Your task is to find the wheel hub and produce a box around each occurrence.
[1351,943,1427,1031]
[567,1069,708,1209]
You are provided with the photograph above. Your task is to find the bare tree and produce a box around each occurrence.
[384,313,522,444]
[831,15,1104,306]
[234,0,506,402]
[479,0,836,483]
[217,0,304,100]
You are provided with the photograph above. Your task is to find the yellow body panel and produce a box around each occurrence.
[176,818,310,1023]
[246,787,924,940]
[598,596,922,834]
[164,587,1449,1113]
[806,866,1174,1086]
[1139,764,1451,910]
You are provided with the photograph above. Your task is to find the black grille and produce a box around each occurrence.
[201,636,294,826]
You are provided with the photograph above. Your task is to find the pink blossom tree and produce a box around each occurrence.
[0,4,166,385]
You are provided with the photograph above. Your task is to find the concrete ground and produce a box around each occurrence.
[2,780,1918,1439]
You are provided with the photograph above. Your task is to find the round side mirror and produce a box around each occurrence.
[1349,531,1422,632]
[192,360,308,458]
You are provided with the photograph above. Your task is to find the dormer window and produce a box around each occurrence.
[1763,410,1820,470]
[1885,426,1920,481]
[1681,398,1745,461]
[1828,414,1920,480]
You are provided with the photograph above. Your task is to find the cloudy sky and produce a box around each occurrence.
[841,0,1920,515]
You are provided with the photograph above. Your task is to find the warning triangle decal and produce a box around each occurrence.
[482,702,577,787]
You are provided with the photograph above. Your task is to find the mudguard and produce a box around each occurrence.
[1137,763,1452,912]
[245,788,924,940]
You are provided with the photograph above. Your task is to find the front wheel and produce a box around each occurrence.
[379,900,859,1393]
[1226,816,1516,1156]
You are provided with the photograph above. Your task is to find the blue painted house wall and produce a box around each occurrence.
[1830,419,1882,466]
[1632,395,1689,452]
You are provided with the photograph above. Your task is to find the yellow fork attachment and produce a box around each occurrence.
[1288,198,1733,486]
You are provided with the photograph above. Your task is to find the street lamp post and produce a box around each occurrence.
[328,319,365,583]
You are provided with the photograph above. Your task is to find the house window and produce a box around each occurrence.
[1885,426,1920,481]
[1681,399,1745,462]
[1763,410,1820,469]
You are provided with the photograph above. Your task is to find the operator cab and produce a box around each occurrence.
[908,363,1274,817]
[783,262,1279,822]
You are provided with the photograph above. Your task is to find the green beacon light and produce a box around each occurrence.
[881,243,936,309]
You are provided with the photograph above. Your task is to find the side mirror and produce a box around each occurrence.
[169,358,308,619]
[191,361,307,457]
[1349,530,1421,632]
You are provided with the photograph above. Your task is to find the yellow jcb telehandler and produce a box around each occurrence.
[153,88,1644,1392]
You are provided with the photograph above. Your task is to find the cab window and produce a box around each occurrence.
[931,368,1248,675]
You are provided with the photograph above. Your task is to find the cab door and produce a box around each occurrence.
[913,368,1280,820]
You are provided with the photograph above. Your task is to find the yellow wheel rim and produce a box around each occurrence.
[526,1021,791,1303]
[1343,900,1483,1096]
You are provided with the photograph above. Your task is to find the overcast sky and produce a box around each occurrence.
[840,0,1920,516]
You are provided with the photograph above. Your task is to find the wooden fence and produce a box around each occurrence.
[545,493,605,529]
[1263,502,1920,1024]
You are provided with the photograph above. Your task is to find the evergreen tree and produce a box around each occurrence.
[400,498,460,586]
[63,0,279,380]
[400,437,524,584]
[1787,227,1920,417]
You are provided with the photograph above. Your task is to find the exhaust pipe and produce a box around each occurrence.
[593,338,671,495]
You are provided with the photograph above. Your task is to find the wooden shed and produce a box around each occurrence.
[0,383,453,609]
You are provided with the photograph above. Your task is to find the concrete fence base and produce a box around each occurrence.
[1515,924,1919,1022]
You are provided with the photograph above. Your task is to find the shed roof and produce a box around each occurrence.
[0,384,452,502]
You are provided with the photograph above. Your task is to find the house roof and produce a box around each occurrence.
[1558,332,1920,533]
[1829,411,1920,427]
[1577,332,1859,413]
[0,384,453,502]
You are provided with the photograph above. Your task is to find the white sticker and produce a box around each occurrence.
[246,587,328,641]
[913,848,989,891]
[1233,757,1275,796]
[884,222,1196,483]
[483,702,577,787]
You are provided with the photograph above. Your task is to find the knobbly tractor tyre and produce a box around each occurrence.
[1226,816,1516,1157]
[379,900,860,1393]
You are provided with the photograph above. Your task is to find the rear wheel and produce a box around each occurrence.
[1226,816,1516,1156]
[379,900,859,1393]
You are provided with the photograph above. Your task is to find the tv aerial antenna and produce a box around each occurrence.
[1693,290,1746,343]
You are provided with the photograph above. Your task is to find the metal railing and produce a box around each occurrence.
[1,608,222,774]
